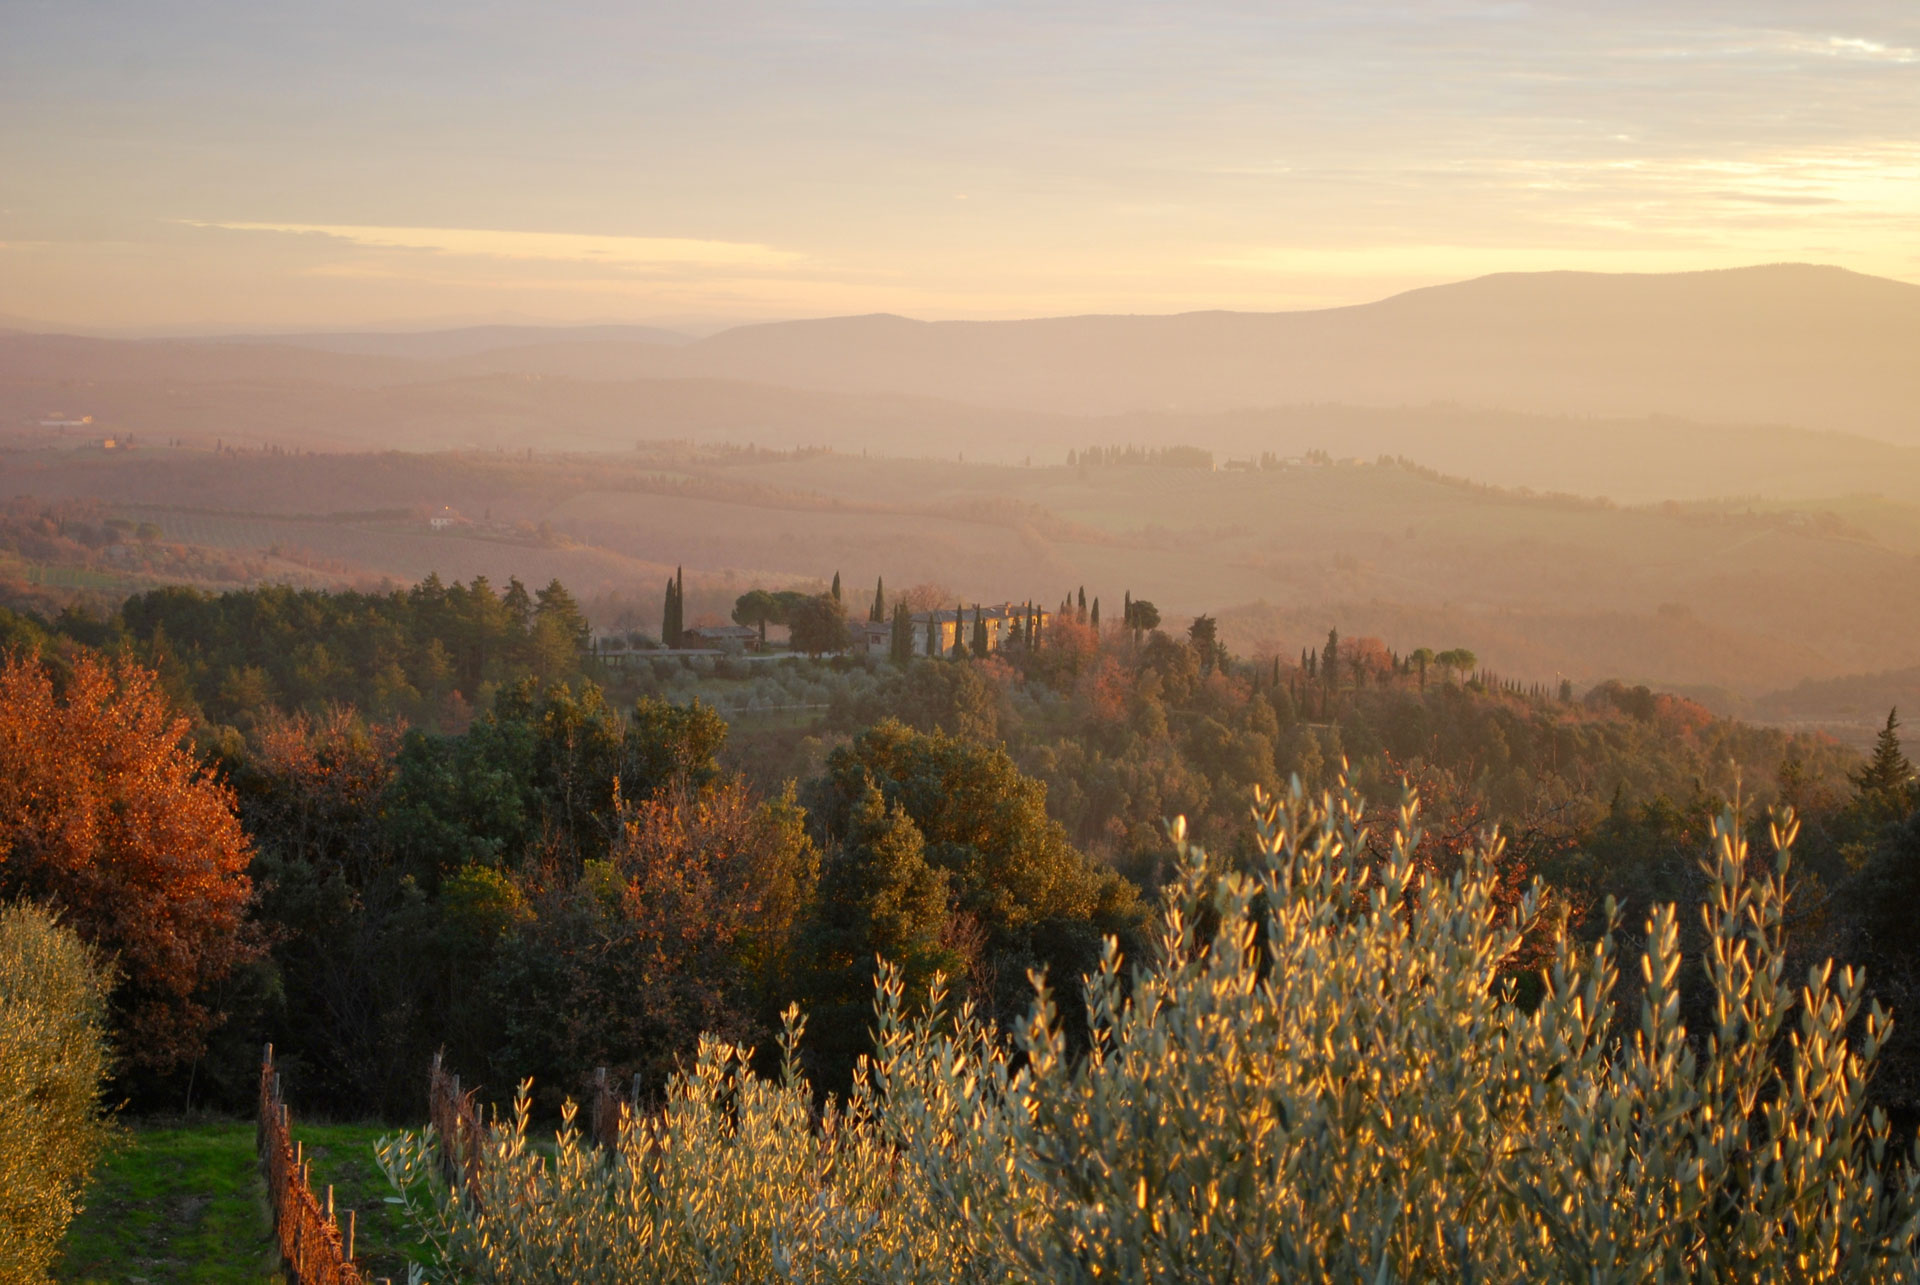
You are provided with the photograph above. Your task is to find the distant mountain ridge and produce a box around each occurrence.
[207,323,693,360]
[5,264,1917,442]
[606,264,1917,438]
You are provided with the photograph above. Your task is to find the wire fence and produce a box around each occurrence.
[427,1051,492,1200]
[426,1057,638,1193]
[258,1044,370,1285]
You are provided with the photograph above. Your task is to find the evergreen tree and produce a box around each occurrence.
[831,571,842,604]
[788,593,849,656]
[1188,614,1220,674]
[1090,597,1100,630]
[502,577,533,632]
[890,602,912,665]
[1077,586,1087,622]
[1124,590,1132,631]
[972,607,989,656]
[1853,708,1916,816]
[533,579,589,646]
[799,778,954,1083]
[925,612,937,659]
[1323,628,1340,691]
[733,589,779,647]
[871,576,886,624]
[950,605,969,660]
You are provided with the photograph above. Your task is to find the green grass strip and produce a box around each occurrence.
[57,1120,414,1284]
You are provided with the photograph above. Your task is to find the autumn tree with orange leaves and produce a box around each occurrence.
[0,651,258,1070]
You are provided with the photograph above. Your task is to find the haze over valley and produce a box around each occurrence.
[9,264,1920,747]
[17,5,1920,1278]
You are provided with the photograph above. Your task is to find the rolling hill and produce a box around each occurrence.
[8,264,1918,442]
[12,443,1920,705]
[449,264,1920,440]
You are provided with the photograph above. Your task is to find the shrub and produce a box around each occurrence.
[0,903,114,1281]
[380,778,1920,1283]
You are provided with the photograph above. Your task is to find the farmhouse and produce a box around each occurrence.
[851,619,892,652]
[684,624,760,649]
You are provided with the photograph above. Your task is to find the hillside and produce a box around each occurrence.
[455,264,1920,439]
[7,265,1918,454]
[8,376,1920,508]
[10,441,1920,706]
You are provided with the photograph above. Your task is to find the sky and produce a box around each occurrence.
[3,1,1917,332]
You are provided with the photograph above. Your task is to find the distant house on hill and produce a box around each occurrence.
[851,619,892,653]
[684,624,760,650]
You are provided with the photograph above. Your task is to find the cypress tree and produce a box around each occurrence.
[890,602,912,664]
[664,569,685,647]
[1077,586,1087,621]
[871,576,886,623]
[950,605,969,659]
[925,612,936,659]
[831,571,842,603]
[972,606,989,656]
[1091,597,1100,630]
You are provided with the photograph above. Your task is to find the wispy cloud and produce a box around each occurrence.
[1777,33,1919,63]
[186,222,807,270]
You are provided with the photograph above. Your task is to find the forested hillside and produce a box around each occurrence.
[4,574,1916,1130]
[13,440,1920,730]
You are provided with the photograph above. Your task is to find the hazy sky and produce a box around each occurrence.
[4,1,1917,330]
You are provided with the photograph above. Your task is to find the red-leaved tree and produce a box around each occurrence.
[0,651,258,1069]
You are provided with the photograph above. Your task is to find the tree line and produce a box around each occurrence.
[2,574,1917,1132]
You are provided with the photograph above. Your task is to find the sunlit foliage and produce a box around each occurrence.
[381,778,1920,1282]
[0,903,114,1281]
[0,652,257,1070]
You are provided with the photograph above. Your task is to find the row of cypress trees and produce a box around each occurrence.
[687,567,1157,661]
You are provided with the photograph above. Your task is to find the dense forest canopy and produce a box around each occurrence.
[0,574,1914,1127]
